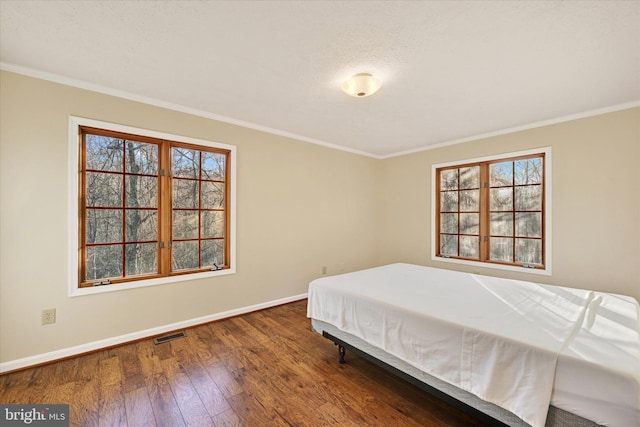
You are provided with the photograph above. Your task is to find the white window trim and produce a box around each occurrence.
[68,116,237,297]
[431,147,552,276]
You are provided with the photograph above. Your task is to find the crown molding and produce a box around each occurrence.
[2,62,638,160]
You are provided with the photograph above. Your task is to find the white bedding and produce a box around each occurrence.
[307,263,640,427]
[552,291,640,426]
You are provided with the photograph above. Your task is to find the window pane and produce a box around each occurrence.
[86,172,123,207]
[490,237,513,262]
[490,188,513,211]
[173,147,200,178]
[126,175,158,208]
[86,209,122,244]
[86,135,123,172]
[173,179,199,209]
[459,189,479,212]
[173,210,198,239]
[460,213,479,235]
[202,211,225,238]
[126,210,157,242]
[202,152,225,181]
[85,245,123,280]
[490,213,513,236]
[169,147,229,274]
[441,191,458,212]
[490,162,513,187]
[516,239,542,264]
[459,166,480,189]
[125,141,158,174]
[126,243,158,276]
[515,212,542,237]
[515,185,542,211]
[514,158,542,185]
[460,236,479,258]
[440,213,457,234]
[202,240,224,267]
[201,182,225,209]
[440,235,458,256]
[440,169,458,190]
[172,241,199,271]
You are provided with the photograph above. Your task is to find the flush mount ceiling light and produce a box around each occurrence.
[341,73,382,98]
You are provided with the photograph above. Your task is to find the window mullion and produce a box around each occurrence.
[198,153,203,269]
[456,168,461,257]
[479,163,490,261]
[79,132,88,285]
[121,142,127,278]
[159,141,172,276]
[224,151,231,268]
[435,169,442,257]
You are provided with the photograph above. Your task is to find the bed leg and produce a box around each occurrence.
[338,345,346,364]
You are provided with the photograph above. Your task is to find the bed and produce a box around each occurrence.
[307,263,640,427]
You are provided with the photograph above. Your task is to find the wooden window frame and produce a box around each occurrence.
[432,148,551,275]
[168,141,230,277]
[69,117,236,296]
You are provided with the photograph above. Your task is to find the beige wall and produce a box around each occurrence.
[1,70,638,366]
[377,107,640,299]
[0,71,379,364]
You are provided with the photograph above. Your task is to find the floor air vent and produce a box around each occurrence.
[153,331,186,344]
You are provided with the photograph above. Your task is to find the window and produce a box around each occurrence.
[70,117,236,294]
[433,149,550,273]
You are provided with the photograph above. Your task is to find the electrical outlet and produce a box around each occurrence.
[42,308,56,325]
[322,266,327,275]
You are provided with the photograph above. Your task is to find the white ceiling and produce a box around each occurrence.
[1,1,638,158]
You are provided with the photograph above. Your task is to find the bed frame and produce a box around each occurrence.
[315,321,601,427]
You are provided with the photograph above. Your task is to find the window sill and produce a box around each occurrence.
[69,268,236,297]
[431,255,551,276]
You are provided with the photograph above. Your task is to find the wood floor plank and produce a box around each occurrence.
[205,366,244,399]
[250,344,331,413]
[228,317,270,345]
[210,408,242,427]
[73,378,100,427]
[223,346,317,427]
[136,341,163,378]
[187,325,215,362]
[211,322,245,350]
[17,367,48,405]
[53,357,80,387]
[159,356,214,427]
[96,354,126,427]
[119,344,147,393]
[68,353,101,426]
[0,300,490,427]
[177,357,230,418]
[123,386,155,427]
[145,372,185,427]
[225,391,290,427]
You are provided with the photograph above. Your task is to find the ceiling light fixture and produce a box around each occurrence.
[341,73,381,98]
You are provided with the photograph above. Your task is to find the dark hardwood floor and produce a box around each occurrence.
[0,300,489,426]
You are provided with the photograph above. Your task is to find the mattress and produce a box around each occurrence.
[307,263,640,427]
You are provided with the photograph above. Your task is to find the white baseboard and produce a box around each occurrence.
[0,293,308,374]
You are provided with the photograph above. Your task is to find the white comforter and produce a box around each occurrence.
[307,263,639,427]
